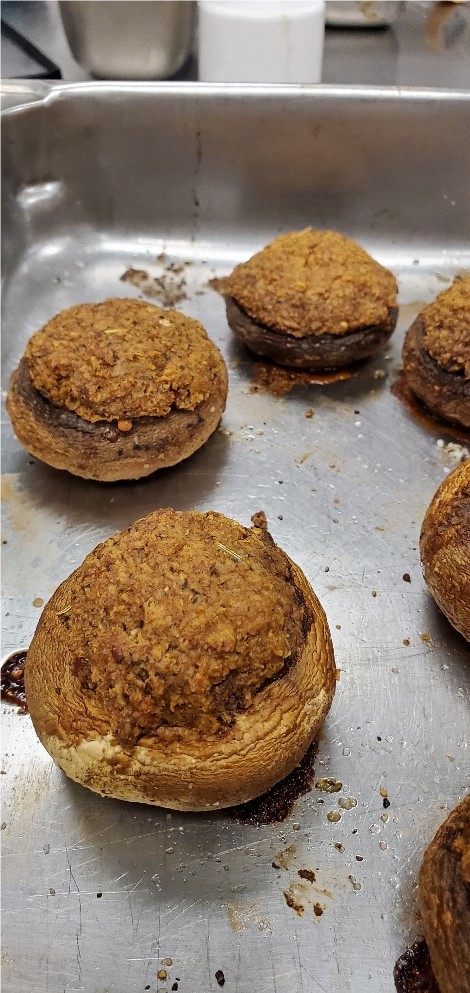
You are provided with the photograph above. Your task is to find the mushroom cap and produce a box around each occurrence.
[25,509,336,810]
[419,794,470,993]
[420,459,470,641]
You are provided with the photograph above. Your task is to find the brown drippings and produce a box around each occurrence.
[391,371,470,444]
[394,940,440,993]
[228,741,317,824]
[120,262,188,307]
[1,651,28,711]
[313,902,324,917]
[298,868,316,883]
[283,889,305,916]
[250,360,356,397]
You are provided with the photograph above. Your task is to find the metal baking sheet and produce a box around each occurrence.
[1,83,469,993]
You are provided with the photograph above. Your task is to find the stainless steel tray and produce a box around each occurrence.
[2,82,469,993]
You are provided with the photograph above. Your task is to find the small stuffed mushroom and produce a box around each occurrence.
[7,298,228,482]
[222,228,398,369]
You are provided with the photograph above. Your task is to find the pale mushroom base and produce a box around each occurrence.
[7,357,228,482]
[25,559,336,811]
[418,794,470,993]
[226,297,398,370]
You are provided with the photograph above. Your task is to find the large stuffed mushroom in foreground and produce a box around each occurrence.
[25,509,336,810]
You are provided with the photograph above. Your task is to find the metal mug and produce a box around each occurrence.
[59,0,194,80]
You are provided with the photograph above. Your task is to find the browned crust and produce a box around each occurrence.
[418,794,470,993]
[403,316,470,429]
[6,357,228,482]
[24,298,222,422]
[222,229,397,337]
[226,297,398,370]
[420,460,470,641]
[25,516,336,811]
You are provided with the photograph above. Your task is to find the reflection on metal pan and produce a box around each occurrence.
[1,83,469,993]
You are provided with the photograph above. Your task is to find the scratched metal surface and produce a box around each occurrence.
[1,84,469,993]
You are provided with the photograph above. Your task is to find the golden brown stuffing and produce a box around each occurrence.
[223,229,397,337]
[421,276,470,376]
[25,298,223,423]
[60,510,307,745]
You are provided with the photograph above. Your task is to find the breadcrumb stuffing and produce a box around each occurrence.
[421,275,470,376]
[223,229,397,337]
[25,299,224,423]
[62,510,307,745]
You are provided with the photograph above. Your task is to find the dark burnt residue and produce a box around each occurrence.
[228,741,318,825]
[250,360,356,398]
[391,371,470,444]
[298,868,316,883]
[1,651,28,711]
[394,940,440,993]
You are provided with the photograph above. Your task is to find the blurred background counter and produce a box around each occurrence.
[1,0,470,87]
